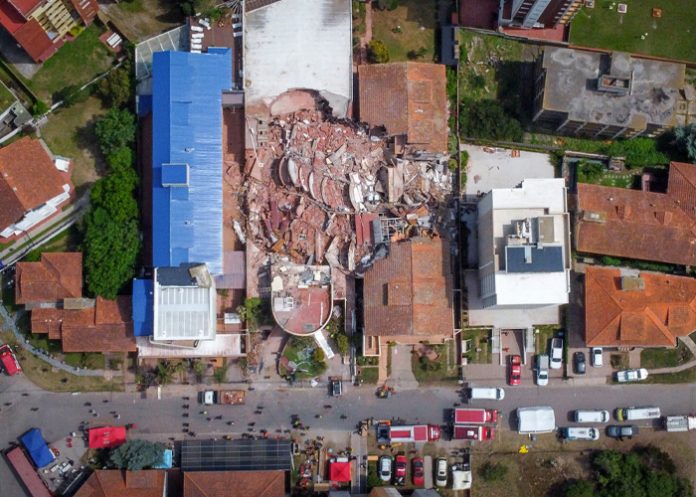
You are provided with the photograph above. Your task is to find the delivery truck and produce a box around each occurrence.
[454,408,497,424]
[389,424,441,443]
[200,390,246,405]
[664,415,696,432]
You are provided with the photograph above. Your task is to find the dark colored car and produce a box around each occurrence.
[573,352,586,375]
[508,354,522,386]
[606,425,638,440]
[330,378,342,396]
[412,457,424,487]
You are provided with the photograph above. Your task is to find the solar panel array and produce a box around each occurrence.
[181,439,292,471]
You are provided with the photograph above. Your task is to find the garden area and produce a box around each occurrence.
[461,328,492,364]
[574,159,637,188]
[279,336,328,380]
[569,0,696,63]
[411,342,459,383]
[371,0,438,62]
[641,341,693,369]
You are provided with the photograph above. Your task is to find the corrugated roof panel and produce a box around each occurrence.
[132,278,153,336]
[151,50,232,275]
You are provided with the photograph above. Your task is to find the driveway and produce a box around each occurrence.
[388,345,418,390]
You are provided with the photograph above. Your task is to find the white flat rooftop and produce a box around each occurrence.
[136,334,242,358]
[244,0,352,116]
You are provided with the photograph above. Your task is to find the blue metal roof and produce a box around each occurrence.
[151,49,232,275]
[505,245,564,273]
[132,278,154,337]
[20,428,55,468]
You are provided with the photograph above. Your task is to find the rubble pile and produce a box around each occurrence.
[244,108,452,273]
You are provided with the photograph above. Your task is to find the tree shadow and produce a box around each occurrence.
[75,114,108,178]
[494,60,536,125]
[155,0,185,24]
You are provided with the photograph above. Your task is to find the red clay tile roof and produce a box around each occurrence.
[0,1,26,33]
[13,18,56,62]
[585,266,696,347]
[68,0,98,24]
[15,252,83,305]
[31,307,64,339]
[73,470,166,497]
[576,163,696,266]
[183,470,287,497]
[363,236,453,337]
[0,137,68,230]
[61,296,136,353]
[6,0,42,17]
[358,62,448,153]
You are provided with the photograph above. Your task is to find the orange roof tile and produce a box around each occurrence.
[15,252,83,305]
[576,163,696,266]
[0,137,69,230]
[363,237,453,338]
[31,307,64,339]
[183,470,286,497]
[585,266,696,347]
[61,296,136,353]
[358,62,448,153]
[12,18,56,62]
[73,470,166,497]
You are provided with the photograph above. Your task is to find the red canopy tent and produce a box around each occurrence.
[329,459,351,483]
[88,426,127,449]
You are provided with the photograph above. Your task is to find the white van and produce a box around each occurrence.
[469,387,505,401]
[574,409,610,423]
[616,406,661,421]
[560,427,600,441]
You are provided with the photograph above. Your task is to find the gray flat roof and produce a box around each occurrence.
[541,46,685,129]
[505,245,564,273]
[181,439,292,471]
[243,0,352,116]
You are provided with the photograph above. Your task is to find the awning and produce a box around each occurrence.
[88,426,127,449]
[329,460,351,483]
[19,428,55,468]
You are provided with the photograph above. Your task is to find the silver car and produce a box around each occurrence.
[550,338,563,370]
[379,456,392,482]
[591,347,603,367]
[615,368,648,383]
[435,458,448,487]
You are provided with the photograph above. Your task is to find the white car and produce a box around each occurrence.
[379,456,392,482]
[615,368,648,383]
[550,338,563,370]
[535,354,549,386]
[435,458,448,487]
[591,347,603,367]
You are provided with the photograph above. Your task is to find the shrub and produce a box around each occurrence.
[97,60,133,109]
[313,348,325,362]
[53,84,90,107]
[31,100,49,116]
[479,461,508,482]
[675,123,696,162]
[94,108,136,158]
[367,39,390,63]
[335,334,350,356]
[459,99,523,142]
[576,160,604,184]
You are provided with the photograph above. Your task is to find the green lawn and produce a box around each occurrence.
[63,352,106,370]
[372,0,437,62]
[280,337,328,379]
[570,0,696,62]
[29,24,114,101]
[461,328,492,364]
[641,342,693,369]
[0,80,16,110]
[644,366,696,384]
[359,366,379,384]
[412,343,459,383]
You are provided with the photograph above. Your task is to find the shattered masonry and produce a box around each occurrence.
[243,106,453,274]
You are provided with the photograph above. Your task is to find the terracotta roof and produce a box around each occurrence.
[183,470,287,497]
[73,470,166,497]
[0,1,25,33]
[0,137,68,230]
[6,0,42,17]
[358,62,448,153]
[15,252,83,305]
[31,307,64,339]
[363,236,453,337]
[61,296,136,353]
[585,266,696,347]
[68,0,98,23]
[12,18,56,62]
[576,163,696,266]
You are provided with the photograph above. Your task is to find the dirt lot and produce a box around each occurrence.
[100,0,182,43]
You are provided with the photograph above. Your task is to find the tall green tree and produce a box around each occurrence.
[675,123,696,162]
[459,99,523,142]
[97,59,133,109]
[94,108,136,158]
[109,440,165,470]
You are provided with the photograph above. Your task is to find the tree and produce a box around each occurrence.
[53,84,90,107]
[479,461,507,482]
[562,480,595,497]
[605,138,669,168]
[367,40,390,63]
[675,123,696,162]
[97,61,133,109]
[94,109,136,158]
[313,348,325,362]
[236,297,263,330]
[31,100,49,117]
[155,361,176,385]
[335,334,350,356]
[459,99,523,142]
[109,440,165,470]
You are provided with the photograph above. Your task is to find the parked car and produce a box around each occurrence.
[560,427,600,441]
[615,368,648,383]
[379,456,393,482]
[412,457,424,487]
[435,458,448,487]
[535,354,549,386]
[550,338,563,369]
[606,425,638,440]
[508,355,522,386]
[573,352,586,375]
[330,377,342,397]
[395,454,407,483]
[0,344,21,376]
[574,409,611,423]
[591,347,603,367]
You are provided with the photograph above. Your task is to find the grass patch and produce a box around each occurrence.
[42,95,107,192]
[1,332,122,392]
[29,24,114,101]
[0,80,16,110]
[279,336,328,379]
[640,342,693,369]
[644,366,696,384]
[461,328,492,364]
[63,352,106,370]
[2,272,16,312]
[20,225,81,262]
[117,0,144,13]
[412,343,459,383]
[359,366,379,384]
[569,0,696,62]
[534,325,559,355]
[372,0,437,62]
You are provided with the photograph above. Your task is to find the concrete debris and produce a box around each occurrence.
[244,107,452,273]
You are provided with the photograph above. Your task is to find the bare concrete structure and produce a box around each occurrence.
[533,47,691,139]
[498,0,582,29]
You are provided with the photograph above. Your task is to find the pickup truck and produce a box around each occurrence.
[452,425,494,441]
[199,390,246,405]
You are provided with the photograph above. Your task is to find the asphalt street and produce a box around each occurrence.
[2,375,696,497]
